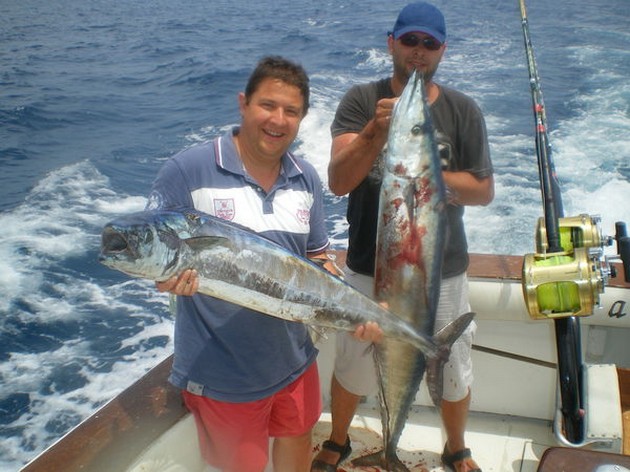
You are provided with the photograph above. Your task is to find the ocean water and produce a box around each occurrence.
[1,0,629,468]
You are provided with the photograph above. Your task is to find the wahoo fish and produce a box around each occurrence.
[352,70,474,471]
[99,209,442,355]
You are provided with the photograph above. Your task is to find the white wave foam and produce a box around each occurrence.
[0,160,178,468]
[295,96,335,185]
[0,161,145,313]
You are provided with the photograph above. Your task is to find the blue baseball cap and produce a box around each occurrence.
[390,2,446,44]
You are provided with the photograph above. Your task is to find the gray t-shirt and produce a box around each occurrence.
[331,77,493,278]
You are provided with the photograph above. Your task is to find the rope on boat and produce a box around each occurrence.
[472,344,556,369]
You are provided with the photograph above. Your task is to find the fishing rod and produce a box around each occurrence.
[518,0,584,445]
[518,0,564,253]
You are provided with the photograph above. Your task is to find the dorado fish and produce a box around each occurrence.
[352,70,474,471]
[99,208,442,356]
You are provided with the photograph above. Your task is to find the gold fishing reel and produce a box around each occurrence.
[522,214,612,320]
[534,214,603,254]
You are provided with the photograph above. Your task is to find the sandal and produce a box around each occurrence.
[441,443,482,472]
[310,436,352,472]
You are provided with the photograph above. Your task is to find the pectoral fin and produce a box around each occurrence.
[183,236,229,251]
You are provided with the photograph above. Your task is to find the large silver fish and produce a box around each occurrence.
[99,209,443,355]
[352,70,474,471]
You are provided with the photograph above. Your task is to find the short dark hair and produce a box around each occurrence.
[244,56,310,116]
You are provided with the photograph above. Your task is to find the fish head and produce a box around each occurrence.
[387,70,435,176]
[99,210,194,281]
[391,69,424,131]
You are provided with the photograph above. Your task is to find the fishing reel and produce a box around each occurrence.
[522,215,630,320]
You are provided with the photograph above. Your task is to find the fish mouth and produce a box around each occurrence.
[99,226,135,261]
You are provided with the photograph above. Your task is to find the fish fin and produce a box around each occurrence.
[426,312,476,408]
[426,355,445,409]
[182,235,228,251]
[435,311,475,347]
[308,326,329,345]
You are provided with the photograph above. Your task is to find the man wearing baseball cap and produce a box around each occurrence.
[390,1,447,43]
[312,2,493,471]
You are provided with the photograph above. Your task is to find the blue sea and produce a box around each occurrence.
[1,0,629,469]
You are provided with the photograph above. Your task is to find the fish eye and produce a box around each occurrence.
[411,124,423,135]
[185,211,200,222]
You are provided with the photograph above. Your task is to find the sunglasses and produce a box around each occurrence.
[399,34,442,51]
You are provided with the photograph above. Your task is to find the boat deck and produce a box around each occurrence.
[126,402,555,472]
[313,404,554,472]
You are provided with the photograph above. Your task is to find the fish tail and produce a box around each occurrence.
[351,449,410,472]
[426,311,476,408]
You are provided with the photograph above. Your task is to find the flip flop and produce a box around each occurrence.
[442,443,482,472]
[310,436,352,472]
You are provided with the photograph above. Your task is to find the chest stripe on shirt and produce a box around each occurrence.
[191,186,314,235]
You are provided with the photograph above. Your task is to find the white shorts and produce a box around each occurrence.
[334,269,476,402]
[333,267,379,396]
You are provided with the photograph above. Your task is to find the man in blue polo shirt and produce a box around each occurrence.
[147,56,381,472]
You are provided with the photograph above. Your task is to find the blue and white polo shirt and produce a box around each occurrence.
[147,127,328,402]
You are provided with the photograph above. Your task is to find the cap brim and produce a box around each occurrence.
[393,26,445,44]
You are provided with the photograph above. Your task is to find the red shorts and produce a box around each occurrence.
[182,362,321,472]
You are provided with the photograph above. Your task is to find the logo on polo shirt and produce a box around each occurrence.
[145,190,164,210]
[214,199,235,220]
[296,208,310,225]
